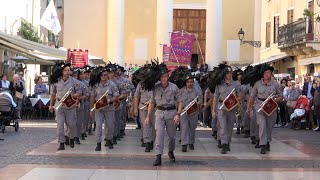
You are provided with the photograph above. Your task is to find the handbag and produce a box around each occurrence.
[15,91,24,99]
[286,100,297,109]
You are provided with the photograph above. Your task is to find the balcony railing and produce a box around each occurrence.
[278,18,320,46]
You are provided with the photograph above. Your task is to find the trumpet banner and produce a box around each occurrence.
[95,95,109,110]
[114,99,121,110]
[187,101,198,115]
[63,94,77,108]
[261,98,278,116]
[223,93,239,112]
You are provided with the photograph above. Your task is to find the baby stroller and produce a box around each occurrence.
[0,92,19,133]
[290,96,309,130]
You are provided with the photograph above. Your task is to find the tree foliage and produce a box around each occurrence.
[18,19,40,43]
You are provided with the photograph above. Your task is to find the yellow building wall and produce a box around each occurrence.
[124,0,157,65]
[174,0,206,4]
[63,0,255,66]
[259,0,307,63]
[63,0,107,60]
[222,0,255,65]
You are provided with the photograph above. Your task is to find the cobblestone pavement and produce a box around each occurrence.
[1,120,320,170]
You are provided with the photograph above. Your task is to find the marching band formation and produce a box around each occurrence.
[48,60,281,166]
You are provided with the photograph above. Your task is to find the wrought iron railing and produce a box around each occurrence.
[278,18,320,46]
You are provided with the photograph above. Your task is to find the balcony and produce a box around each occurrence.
[278,18,320,56]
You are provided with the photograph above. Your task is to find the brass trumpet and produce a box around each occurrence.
[181,96,199,116]
[257,91,275,113]
[90,90,109,112]
[54,87,73,110]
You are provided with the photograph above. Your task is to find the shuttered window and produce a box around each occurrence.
[266,22,271,47]
[274,16,280,43]
[287,9,294,24]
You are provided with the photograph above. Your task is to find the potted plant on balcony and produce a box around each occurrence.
[303,9,315,41]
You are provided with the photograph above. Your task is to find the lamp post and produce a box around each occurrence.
[237,28,261,48]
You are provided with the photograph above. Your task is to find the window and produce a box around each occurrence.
[266,22,271,47]
[288,68,295,79]
[287,9,294,24]
[308,64,315,74]
[274,16,280,43]
[57,0,63,8]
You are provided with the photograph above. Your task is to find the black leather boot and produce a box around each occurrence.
[70,139,75,148]
[260,145,266,154]
[236,127,240,134]
[218,140,223,148]
[57,143,65,151]
[88,129,92,135]
[266,142,270,151]
[81,133,85,140]
[105,140,114,149]
[75,137,81,145]
[168,151,175,162]
[227,143,231,151]
[84,133,87,137]
[117,134,121,140]
[181,145,187,152]
[244,130,250,138]
[112,137,117,145]
[153,154,162,166]
[151,141,154,150]
[145,142,151,152]
[95,143,101,151]
[141,142,147,147]
[189,144,194,150]
[65,136,70,145]
[93,122,96,131]
[250,136,256,144]
[221,144,227,154]
[255,140,260,148]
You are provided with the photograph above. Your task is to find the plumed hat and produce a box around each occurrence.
[140,59,168,91]
[49,62,71,84]
[207,63,232,93]
[169,66,193,89]
[89,66,111,87]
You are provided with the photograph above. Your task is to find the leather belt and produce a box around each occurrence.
[219,99,223,103]
[156,106,176,111]
[258,98,266,101]
[109,102,113,105]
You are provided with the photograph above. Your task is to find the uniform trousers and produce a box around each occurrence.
[217,108,236,144]
[113,109,120,137]
[119,101,127,131]
[255,105,277,145]
[154,109,176,155]
[140,109,156,143]
[56,107,77,143]
[95,107,115,142]
[76,106,84,137]
[83,104,90,133]
[181,112,198,145]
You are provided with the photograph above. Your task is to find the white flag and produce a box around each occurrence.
[40,0,61,35]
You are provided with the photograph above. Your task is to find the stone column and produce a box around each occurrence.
[107,0,125,65]
[206,0,223,68]
[156,0,173,61]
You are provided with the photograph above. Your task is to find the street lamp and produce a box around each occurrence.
[237,28,261,48]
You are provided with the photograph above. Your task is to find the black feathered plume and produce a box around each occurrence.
[89,66,104,87]
[132,64,150,88]
[232,68,243,81]
[140,59,168,91]
[49,62,70,84]
[241,63,274,87]
[169,66,190,89]
[207,63,232,93]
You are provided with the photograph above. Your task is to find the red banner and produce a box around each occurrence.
[67,49,89,68]
[163,31,194,71]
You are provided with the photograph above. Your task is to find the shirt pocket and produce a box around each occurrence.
[165,89,174,102]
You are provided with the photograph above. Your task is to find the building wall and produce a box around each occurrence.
[124,0,157,65]
[63,0,255,65]
[222,0,255,65]
[63,0,107,60]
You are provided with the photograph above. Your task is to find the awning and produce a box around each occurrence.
[0,31,66,65]
[299,56,320,65]
[252,54,288,66]
[0,31,105,66]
